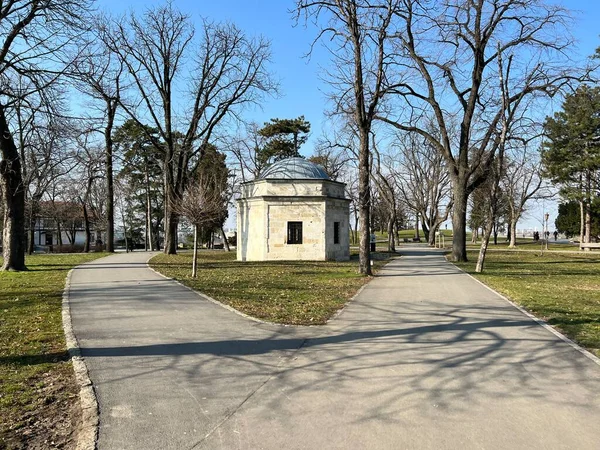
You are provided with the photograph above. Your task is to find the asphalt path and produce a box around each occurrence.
[68,248,600,450]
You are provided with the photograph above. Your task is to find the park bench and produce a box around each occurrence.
[579,243,600,250]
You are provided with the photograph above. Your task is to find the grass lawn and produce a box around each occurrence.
[454,250,600,358]
[150,250,392,325]
[0,253,107,449]
[465,238,578,251]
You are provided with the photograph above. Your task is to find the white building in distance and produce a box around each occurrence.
[237,158,350,262]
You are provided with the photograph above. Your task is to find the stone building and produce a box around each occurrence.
[237,158,350,261]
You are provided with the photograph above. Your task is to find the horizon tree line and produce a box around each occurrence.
[1,0,598,273]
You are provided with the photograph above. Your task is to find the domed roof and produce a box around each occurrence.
[258,157,330,180]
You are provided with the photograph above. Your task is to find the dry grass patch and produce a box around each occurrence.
[150,251,392,325]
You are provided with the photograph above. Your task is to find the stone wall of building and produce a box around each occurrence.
[237,179,350,262]
[241,179,346,199]
[266,201,326,260]
[237,199,267,261]
[325,199,351,261]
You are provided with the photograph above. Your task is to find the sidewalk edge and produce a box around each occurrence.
[62,268,99,450]
[454,263,600,367]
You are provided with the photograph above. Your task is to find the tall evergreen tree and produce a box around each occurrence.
[257,116,310,165]
[543,85,600,247]
[114,120,163,250]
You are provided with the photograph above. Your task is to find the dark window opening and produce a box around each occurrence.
[333,222,340,244]
[287,221,303,244]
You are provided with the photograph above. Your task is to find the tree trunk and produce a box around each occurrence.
[583,174,592,250]
[427,224,437,247]
[0,105,27,271]
[118,201,128,252]
[421,219,429,242]
[475,220,494,273]
[146,186,153,252]
[164,189,178,254]
[387,217,395,252]
[583,200,591,251]
[451,184,468,262]
[57,222,63,251]
[221,226,230,252]
[66,224,75,245]
[192,224,198,278]
[415,213,420,240]
[493,221,498,245]
[358,132,372,275]
[83,204,91,253]
[579,200,585,249]
[509,218,517,248]
[144,206,149,252]
[105,102,116,253]
[28,215,35,255]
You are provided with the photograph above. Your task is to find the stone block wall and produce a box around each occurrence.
[266,201,326,260]
[237,199,267,261]
[237,179,350,262]
[325,199,351,261]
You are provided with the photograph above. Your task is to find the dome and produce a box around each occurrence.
[258,157,330,180]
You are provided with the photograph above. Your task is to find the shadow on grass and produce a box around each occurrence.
[0,351,70,367]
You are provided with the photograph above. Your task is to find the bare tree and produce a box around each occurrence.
[0,0,92,270]
[372,137,401,251]
[475,46,512,272]
[225,122,269,183]
[310,139,351,181]
[376,0,589,262]
[73,134,104,252]
[106,4,277,254]
[8,92,77,254]
[72,17,124,253]
[393,131,453,246]
[295,0,400,275]
[503,144,548,248]
[173,175,227,278]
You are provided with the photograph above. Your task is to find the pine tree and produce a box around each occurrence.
[257,116,310,165]
[543,85,600,247]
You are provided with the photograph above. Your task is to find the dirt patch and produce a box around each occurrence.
[1,363,81,450]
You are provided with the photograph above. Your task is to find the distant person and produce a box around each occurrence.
[533,231,539,242]
[553,230,558,241]
[545,230,550,240]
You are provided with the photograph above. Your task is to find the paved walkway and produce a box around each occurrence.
[69,248,600,450]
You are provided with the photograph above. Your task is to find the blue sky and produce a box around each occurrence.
[98,0,600,231]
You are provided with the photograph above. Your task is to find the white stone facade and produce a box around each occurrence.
[237,178,350,261]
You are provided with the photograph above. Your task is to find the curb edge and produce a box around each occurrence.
[62,268,99,450]
[453,262,600,367]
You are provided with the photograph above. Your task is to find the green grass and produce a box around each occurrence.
[150,251,392,325]
[0,253,107,448]
[465,238,578,251]
[454,250,600,358]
